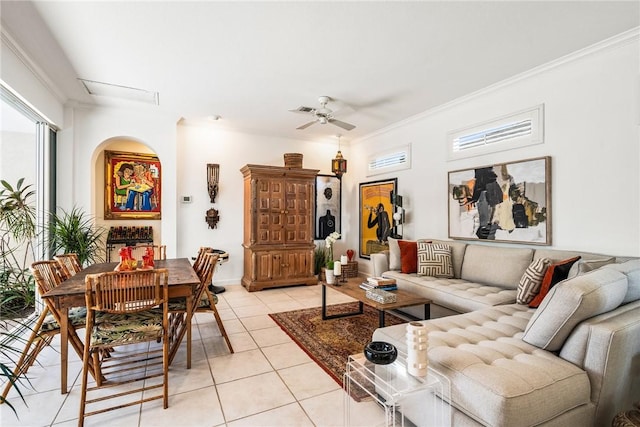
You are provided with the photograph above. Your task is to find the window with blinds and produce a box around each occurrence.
[448,105,544,160]
[367,144,411,176]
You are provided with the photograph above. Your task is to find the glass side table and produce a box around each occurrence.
[344,352,451,427]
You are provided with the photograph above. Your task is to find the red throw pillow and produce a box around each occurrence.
[398,240,418,274]
[529,256,581,308]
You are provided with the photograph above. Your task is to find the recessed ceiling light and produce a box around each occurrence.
[208,115,221,121]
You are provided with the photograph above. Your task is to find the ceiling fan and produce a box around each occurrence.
[290,96,356,131]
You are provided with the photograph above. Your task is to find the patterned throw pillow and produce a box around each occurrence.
[529,256,581,308]
[517,258,551,304]
[398,240,418,274]
[417,243,453,278]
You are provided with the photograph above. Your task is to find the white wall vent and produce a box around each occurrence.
[448,104,544,160]
[78,79,159,105]
[367,144,411,176]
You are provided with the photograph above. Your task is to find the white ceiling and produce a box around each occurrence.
[1,1,638,142]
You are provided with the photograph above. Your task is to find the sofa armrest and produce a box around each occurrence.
[560,300,640,426]
[371,251,390,277]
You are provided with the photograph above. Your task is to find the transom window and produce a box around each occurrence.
[448,104,544,160]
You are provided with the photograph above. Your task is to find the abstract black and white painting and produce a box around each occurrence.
[448,156,551,245]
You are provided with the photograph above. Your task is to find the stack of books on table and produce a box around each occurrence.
[359,276,398,291]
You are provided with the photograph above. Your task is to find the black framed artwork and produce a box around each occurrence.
[359,178,397,259]
[314,174,341,240]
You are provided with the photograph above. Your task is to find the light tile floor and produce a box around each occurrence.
[1,283,370,427]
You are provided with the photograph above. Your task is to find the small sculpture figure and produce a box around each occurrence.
[142,246,155,268]
[118,246,137,270]
[205,208,220,229]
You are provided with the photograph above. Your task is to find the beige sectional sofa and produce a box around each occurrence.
[370,238,640,426]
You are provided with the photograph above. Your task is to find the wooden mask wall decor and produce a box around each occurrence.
[207,163,220,203]
[205,208,220,229]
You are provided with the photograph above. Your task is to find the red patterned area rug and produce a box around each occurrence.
[269,302,405,388]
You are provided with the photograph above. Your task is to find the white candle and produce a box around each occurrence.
[340,255,348,264]
[334,261,342,275]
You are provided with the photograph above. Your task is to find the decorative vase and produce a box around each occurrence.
[346,249,355,262]
[406,321,428,377]
[325,268,336,285]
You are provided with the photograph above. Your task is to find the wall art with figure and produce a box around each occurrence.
[104,150,162,220]
[448,156,551,244]
[359,178,397,259]
[314,174,341,240]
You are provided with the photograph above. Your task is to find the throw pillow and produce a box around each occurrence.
[522,268,628,351]
[529,256,581,308]
[388,237,402,271]
[516,258,551,304]
[417,242,454,278]
[398,240,418,274]
[566,257,615,280]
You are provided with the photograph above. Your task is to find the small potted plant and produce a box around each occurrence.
[324,232,340,284]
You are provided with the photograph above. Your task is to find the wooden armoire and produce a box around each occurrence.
[240,164,319,291]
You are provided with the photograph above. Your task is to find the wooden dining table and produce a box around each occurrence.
[42,258,200,394]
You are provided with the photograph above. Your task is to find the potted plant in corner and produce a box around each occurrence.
[0,178,37,414]
[48,206,106,266]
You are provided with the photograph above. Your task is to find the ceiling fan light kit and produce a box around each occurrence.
[290,96,356,131]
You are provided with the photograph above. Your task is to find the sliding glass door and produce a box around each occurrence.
[1,86,56,319]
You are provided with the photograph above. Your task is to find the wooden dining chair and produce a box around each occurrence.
[54,253,82,280]
[129,244,167,261]
[168,252,233,365]
[79,268,169,427]
[1,261,86,400]
[192,246,214,279]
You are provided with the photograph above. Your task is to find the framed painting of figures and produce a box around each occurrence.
[315,174,341,240]
[359,178,397,259]
[448,156,551,244]
[104,150,162,220]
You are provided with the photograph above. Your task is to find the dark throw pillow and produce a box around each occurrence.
[529,256,581,308]
[398,240,418,274]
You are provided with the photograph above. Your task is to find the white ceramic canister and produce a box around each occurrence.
[406,321,428,377]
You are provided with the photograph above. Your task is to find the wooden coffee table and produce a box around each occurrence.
[320,276,431,328]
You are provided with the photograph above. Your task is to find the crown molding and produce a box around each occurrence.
[355,27,640,145]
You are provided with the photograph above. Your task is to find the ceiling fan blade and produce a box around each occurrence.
[289,106,316,115]
[328,118,356,131]
[297,120,317,130]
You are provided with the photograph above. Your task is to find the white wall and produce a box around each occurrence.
[350,32,640,264]
[176,125,346,284]
[57,105,181,258]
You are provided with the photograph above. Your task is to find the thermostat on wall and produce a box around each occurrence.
[181,196,192,203]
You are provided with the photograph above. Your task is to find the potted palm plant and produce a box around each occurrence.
[47,206,106,266]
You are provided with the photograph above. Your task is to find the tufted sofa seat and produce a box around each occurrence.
[371,239,640,426]
[374,304,595,426]
[381,271,517,314]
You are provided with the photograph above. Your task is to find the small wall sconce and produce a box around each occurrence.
[207,163,220,203]
[390,191,405,239]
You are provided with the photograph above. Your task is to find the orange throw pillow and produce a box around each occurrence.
[529,256,581,308]
[398,240,418,274]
